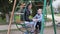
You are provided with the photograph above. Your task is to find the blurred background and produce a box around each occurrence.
[0,0,60,34]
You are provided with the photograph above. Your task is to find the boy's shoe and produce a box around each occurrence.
[38,30,40,33]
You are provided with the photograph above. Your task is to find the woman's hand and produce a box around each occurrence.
[29,16,33,20]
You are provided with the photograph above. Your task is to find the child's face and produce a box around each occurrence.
[37,9,42,14]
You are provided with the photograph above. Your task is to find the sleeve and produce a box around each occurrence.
[33,14,37,19]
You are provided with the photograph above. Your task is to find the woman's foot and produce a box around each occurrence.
[30,30,34,33]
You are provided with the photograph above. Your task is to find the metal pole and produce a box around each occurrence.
[50,0,57,34]
[40,0,47,34]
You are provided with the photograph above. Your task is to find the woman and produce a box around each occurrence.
[24,3,33,34]
[24,3,32,22]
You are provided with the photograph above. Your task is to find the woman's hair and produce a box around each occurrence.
[26,3,32,9]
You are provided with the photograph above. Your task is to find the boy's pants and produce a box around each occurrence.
[35,22,41,30]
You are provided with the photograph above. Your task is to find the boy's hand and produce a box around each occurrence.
[33,19,38,21]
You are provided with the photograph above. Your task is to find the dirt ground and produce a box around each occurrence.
[0,26,60,34]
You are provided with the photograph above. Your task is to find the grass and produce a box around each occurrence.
[0,15,21,25]
[0,15,52,25]
[55,14,60,16]
[0,17,7,25]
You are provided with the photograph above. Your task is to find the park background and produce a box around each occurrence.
[0,0,60,34]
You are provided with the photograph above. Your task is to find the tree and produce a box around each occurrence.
[0,0,14,19]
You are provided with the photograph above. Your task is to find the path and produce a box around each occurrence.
[0,25,17,30]
[47,14,60,25]
[47,14,60,22]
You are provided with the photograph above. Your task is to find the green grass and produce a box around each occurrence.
[0,15,52,25]
[55,14,60,16]
[0,17,6,25]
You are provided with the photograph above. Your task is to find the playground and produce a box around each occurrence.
[0,0,60,34]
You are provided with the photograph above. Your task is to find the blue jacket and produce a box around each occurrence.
[33,14,42,22]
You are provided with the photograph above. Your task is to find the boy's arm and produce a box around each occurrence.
[33,14,37,19]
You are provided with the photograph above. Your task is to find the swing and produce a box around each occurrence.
[14,0,47,33]
[13,0,57,34]
[7,0,57,34]
[14,1,37,33]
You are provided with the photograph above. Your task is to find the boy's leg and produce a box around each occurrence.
[38,22,41,33]
[39,22,41,30]
[34,22,41,34]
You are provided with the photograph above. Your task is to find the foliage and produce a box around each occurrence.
[0,0,14,19]
[0,0,47,19]
[0,0,20,19]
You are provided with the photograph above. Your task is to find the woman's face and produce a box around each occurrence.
[28,4,32,9]
[20,5,24,9]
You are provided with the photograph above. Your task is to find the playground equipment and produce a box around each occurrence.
[7,0,57,34]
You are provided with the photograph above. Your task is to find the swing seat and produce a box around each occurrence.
[15,21,34,33]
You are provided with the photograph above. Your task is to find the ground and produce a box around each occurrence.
[0,26,60,34]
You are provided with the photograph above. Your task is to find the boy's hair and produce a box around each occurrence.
[37,9,42,11]
[37,9,42,14]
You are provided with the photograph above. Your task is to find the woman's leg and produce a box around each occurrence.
[34,22,38,34]
[30,22,35,32]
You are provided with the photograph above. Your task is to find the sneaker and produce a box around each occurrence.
[31,30,34,33]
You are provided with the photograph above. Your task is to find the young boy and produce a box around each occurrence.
[33,9,42,34]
